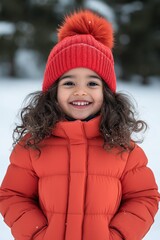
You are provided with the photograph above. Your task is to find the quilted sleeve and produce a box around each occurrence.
[109,144,160,240]
[0,141,48,240]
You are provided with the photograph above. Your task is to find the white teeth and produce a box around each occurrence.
[72,101,90,106]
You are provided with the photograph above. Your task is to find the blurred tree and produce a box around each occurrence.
[0,0,29,76]
[0,0,85,77]
[0,0,159,83]
[0,0,58,77]
[113,0,160,83]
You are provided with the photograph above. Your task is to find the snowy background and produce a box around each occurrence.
[0,77,160,239]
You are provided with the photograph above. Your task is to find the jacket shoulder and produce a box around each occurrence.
[123,144,148,175]
[10,134,33,170]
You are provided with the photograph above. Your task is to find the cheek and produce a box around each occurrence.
[98,98,103,109]
[57,89,69,109]
[57,88,64,104]
[57,90,61,104]
[96,92,104,105]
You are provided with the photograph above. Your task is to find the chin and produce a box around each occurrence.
[71,115,89,120]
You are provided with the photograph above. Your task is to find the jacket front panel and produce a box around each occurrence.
[30,118,128,240]
[0,116,159,240]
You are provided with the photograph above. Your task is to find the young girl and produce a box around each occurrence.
[0,10,159,240]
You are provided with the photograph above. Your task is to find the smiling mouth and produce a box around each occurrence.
[70,101,92,106]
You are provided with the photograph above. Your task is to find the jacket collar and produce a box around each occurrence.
[52,115,101,142]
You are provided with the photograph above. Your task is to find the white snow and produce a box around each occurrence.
[0,22,16,36]
[120,1,143,15]
[0,77,160,239]
[85,0,118,31]
[15,49,44,78]
[118,1,144,24]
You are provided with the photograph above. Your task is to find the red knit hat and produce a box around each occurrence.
[42,10,116,92]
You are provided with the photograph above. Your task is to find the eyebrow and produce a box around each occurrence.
[59,75,102,81]
[88,75,102,80]
[59,75,74,81]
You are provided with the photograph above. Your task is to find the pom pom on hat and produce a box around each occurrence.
[58,10,114,49]
[42,9,116,92]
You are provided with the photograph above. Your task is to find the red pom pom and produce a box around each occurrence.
[58,10,114,49]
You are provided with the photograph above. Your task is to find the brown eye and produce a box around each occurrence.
[63,81,74,86]
[88,81,99,86]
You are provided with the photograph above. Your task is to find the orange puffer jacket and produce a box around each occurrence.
[0,116,159,240]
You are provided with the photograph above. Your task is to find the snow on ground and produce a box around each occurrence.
[0,77,160,239]
[0,22,16,36]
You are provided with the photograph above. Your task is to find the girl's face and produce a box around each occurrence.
[57,67,103,120]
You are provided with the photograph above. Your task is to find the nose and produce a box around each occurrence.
[73,87,87,96]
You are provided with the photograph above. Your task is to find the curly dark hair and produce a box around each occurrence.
[13,80,147,152]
